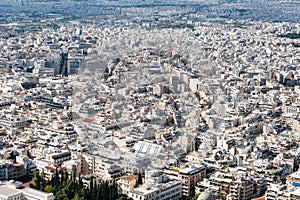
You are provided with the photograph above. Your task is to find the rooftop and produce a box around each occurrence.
[0,185,22,198]
[21,187,54,199]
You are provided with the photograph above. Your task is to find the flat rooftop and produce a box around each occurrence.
[22,187,54,199]
[0,185,22,198]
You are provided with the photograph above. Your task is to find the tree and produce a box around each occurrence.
[137,173,143,185]
[101,181,110,200]
[110,181,118,200]
[118,194,133,200]
[60,170,65,186]
[40,169,47,191]
[56,188,68,200]
[64,179,74,199]
[45,185,55,193]
[31,171,122,200]
[52,168,60,187]
[191,194,200,200]
[32,173,42,190]
[73,193,84,200]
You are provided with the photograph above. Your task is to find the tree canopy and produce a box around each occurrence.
[30,171,131,200]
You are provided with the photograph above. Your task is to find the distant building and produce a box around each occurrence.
[45,150,71,166]
[164,166,206,197]
[117,174,137,195]
[128,168,182,200]
[198,171,255,200]
[265,184,289,200]
[290,188,300,200]
[0,185,23,200]
[189,78,201,92]
[0,162,26,181]
[0,181,55,200]
[81,154,122,183]
[121,153,151,175]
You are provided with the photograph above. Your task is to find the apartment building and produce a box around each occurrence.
[128,168,182,200]
[265,184,289,200]
[117,174,137,195]
[205,171,254,200]
[45,150,71,166]
[164,166,206,197]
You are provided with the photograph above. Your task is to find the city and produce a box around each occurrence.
[0,0,300,200]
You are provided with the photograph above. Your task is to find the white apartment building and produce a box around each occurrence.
[128,168,182,200]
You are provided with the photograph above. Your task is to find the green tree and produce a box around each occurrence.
[110,181,118,200]
[73,193,84,200]
[56,188,68,200]
[191,194,200,200]
[52,168,59,188]
[64,179,74,199]
[60,170,66,186]
[118,194,133,200]
[31,170,122,200]
[137,173,143,185]
[32,172,42,190]
[44,185,55,193]
[40,169,47,191]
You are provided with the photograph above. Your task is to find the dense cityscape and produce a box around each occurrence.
[0,0,300,200]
